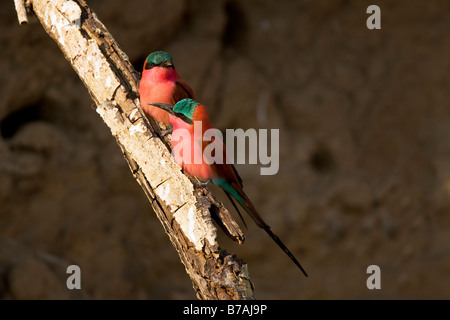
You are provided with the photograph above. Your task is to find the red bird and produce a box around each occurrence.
[150,99,308,277]
[139,51,195,126]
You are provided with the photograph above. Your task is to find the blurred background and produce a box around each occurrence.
[1,0,449,299]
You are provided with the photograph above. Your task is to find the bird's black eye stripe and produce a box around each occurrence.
[176,113,193,125]
[144,62,157,70]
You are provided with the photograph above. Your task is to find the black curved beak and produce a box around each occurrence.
[149,103,193,125]
[163,61,175,69]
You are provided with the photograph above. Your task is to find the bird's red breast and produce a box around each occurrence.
[139,67,195,126]
[169,104,230,181]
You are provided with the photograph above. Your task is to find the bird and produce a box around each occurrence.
[149,99,308,277]
[139,51,196,126]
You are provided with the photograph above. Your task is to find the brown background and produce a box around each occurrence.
[1,0,449,299]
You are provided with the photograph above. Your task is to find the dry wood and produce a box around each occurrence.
[15,0,254,300]
[14,0,28,24]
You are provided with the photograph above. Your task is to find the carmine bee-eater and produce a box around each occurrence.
[149,99,308,277]
[139,51,196,126]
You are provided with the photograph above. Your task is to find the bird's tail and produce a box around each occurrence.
[231,182,308,277]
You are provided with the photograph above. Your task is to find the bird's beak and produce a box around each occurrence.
[163,61,174,69]
[149,102,174,114]
[149,103,193,125]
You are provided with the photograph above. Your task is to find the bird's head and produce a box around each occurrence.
[144,51,175,70]
[149,99,200,125]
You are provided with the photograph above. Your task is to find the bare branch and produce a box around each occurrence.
[14,0,28,24]
[19,0,254,300]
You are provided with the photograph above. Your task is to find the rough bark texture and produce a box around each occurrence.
[23,0,253,300]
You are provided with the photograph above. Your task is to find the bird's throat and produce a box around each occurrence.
[142,66,178,83]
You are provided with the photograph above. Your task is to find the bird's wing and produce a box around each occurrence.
[173,77,196,102]
[210,137,244,188]
[229,180,269,230]
[231,164,243,188]
[223,190,247,228]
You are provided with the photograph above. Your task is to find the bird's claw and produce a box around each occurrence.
[160,128,172,137]
[183,170,210,188]
[195,180,210,188]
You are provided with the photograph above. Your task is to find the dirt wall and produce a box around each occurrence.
[0,0,449,299]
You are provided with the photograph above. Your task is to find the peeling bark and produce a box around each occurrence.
[17,0,254,300]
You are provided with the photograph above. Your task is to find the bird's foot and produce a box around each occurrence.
[183,171,210,189]
[159,128,172,137]
[194,180,210,188]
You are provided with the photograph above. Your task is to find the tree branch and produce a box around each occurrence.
[17,0,254,300]
[14,0,28,24]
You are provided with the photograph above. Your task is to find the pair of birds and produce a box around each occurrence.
[139,51,307,277]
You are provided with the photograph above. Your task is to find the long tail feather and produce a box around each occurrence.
[262,226,308,277]
[223,190,248,229]
[234,185,308,277]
